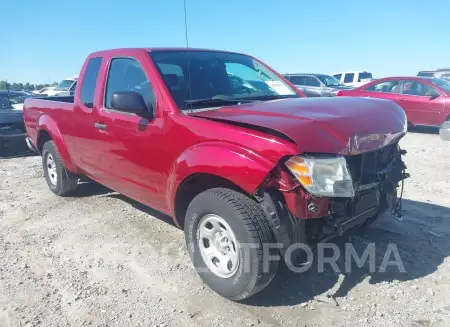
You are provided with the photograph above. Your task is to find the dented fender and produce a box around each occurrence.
[166,141,281,215]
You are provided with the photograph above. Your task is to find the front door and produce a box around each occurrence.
[94,56,166,209]
[399,80,445,126]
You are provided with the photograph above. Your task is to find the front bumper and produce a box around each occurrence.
[440,121,450,141]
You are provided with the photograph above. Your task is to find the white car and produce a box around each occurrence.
[32,86,55,95]
[41,78,77,97]
[331,71,374,87]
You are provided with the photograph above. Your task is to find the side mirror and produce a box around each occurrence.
[428,93,440,100]
[111,91,151,115]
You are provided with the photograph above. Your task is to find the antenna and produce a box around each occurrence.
[184,0,193,113]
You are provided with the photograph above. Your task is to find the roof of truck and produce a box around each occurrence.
[89,47,245,57]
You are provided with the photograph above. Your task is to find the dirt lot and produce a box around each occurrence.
[1,129,449,327]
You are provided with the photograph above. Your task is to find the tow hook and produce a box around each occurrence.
[307,201,319,213]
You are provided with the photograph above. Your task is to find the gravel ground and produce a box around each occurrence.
[0,129,449,327]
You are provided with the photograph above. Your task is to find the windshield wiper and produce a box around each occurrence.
[185,95,259,107]
[242,94,298,101]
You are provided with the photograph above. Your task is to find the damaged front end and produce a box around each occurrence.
[257,136,409,261]
[311,142,409,243]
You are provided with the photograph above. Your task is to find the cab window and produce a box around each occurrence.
[104,58,156,112]
[304,76,321,87]
[344,73,354,83]
[401,80,438,96]
[288,76,306,85]
[365,80,400,93]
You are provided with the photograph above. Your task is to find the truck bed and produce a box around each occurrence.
[34,96,74,103]
[22,96,75,151]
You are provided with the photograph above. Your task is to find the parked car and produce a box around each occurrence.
[332,71,374,87]
[41,78,77,97]
[337,76,450,127]
[283,73,353,97]
[0,90,33,110]
[33,86,55,95]
[23,47,408,301]
[418,68,450,81]
[0,92,27,155]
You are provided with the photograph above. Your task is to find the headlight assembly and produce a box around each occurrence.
[285,156,354,197]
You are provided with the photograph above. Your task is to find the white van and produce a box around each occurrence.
[331,71,373,87]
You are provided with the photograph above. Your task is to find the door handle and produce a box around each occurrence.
[94,123,107,130]
[399,97,407,101]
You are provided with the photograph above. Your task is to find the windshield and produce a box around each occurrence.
[317,74,341,87]
[55,79,74,91]
[149,50,299,110]
[430,78,450,93]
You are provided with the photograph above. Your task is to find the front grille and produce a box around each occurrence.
[345,142,398,185]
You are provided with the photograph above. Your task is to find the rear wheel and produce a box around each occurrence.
[42,141,78,196]
[184,187,279,301]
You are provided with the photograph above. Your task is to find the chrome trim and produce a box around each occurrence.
[25,137,37,152]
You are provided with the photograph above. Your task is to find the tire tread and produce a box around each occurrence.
[199,187,278,300]
[42,141,78,196]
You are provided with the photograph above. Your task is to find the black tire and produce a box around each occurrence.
[184,187,279,301]
[42,141,78,196]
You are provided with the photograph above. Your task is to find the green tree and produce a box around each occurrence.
[0,81,8,90]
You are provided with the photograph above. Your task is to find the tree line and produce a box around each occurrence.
[0,80,58,91]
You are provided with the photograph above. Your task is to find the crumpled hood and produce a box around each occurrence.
[191,97,407,155]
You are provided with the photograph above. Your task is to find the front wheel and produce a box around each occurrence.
[184,188,279,301]
[42,141,78,196]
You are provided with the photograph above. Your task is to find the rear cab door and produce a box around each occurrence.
[72,55,105,176]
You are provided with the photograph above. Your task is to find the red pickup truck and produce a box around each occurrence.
[23,48,409,300]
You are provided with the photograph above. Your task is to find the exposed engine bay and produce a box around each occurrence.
[258,142,409,262]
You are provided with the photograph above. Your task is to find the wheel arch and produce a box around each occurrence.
[36,115,79,173]
[174,173,249,228]
[167,142,279,226]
